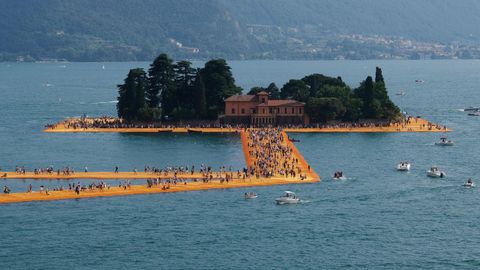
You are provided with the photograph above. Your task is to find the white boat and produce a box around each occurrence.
[435,137,454,146]
[463,179,475,188]
[396,162,411,171]
[332,171,346,180]
[468,111,480,116]
[244,192,258,199]
[275,191,300,205]
[395,91,406,96]
[464,106,480,112]
[427,166,446,178]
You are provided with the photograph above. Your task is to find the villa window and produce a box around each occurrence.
[232,108,235,114]
[261,98,266,103]
[299,108,302,114]
[241,108,245,114]
[291,108,294,114]
[269,108,273,114]
[284,108,287,114]
[263,108,265,114]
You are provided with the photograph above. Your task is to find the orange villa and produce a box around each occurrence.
[221,91,308,125]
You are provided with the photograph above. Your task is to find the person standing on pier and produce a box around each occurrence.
[115,166,119,173]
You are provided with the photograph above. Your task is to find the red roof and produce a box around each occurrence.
[257,100,304,107]
[225,95,256,102]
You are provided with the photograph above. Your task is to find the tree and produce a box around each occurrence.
[247,86,266,95]
[266,83,280,99]
[117,68,148,120]
[200,59,242,119]
[193,72,207,119]
[147,53,174,109]
[306,97,346,122]
[302,73,345,97]
[174,60,196,102]
[280,79,310,102]
[247,83,280,99]
[375,66,384,83]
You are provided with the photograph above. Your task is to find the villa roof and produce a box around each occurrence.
[257,100,304,107]
[257,91,269,95]
[225,95,256,102]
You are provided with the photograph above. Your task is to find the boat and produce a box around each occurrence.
[468,111,480,116]
[463,179,475,188]
[415,79,424,83]
[396,161,411,171]
[464,106,480,112]
[435,137,454,146]
[244,192,258,199]
[427,166,446,178]
[288,137,300,142]
[395,91,406,96]
[332,171,346,180]
[275,191,300,204]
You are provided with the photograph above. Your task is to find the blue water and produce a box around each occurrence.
[1,60,480,269]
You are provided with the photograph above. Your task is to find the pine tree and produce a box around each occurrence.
[375,66,384,83]
[117,68,148,120]
[266,82,280,99]
[193,72,207,119]
[147,53,174,108]
[200,59,242,119]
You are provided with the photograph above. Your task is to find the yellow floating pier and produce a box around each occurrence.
[44,117,449,133]
[3,115,449,204]
[1,172,235,180]
[1,128,320,204]
[0,177,318,204]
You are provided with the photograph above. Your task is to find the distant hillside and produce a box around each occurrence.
[2,0,480,61]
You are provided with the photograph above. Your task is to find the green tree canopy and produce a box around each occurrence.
[307,97,346,122]
[281,79,310,102]
[117,68,149,121]
[200,59,242,119]
[147,53,174,108]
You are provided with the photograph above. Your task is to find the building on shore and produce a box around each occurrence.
[221,91,308,126]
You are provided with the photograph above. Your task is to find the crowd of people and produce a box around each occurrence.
[0,162,250,195]
[45,115,447,132]
[245,128,307,180]
[45,116,241,130]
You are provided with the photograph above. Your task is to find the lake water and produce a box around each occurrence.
[1,60,480,269]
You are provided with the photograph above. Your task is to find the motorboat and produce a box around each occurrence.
[415,79,424,84]
[395,91,406,96]
[275,191,300,205]
[244,192,258,199]
[427,166,445,178]
[332,171,346,180]
[435,137,454,146]
[468,111,480,116]
[463,179,475,188]
[396,161,411,171]
[464,106,480,112]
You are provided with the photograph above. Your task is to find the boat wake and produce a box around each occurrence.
[91,100,118,105]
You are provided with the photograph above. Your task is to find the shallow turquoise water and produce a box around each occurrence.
[1,60,480,269]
